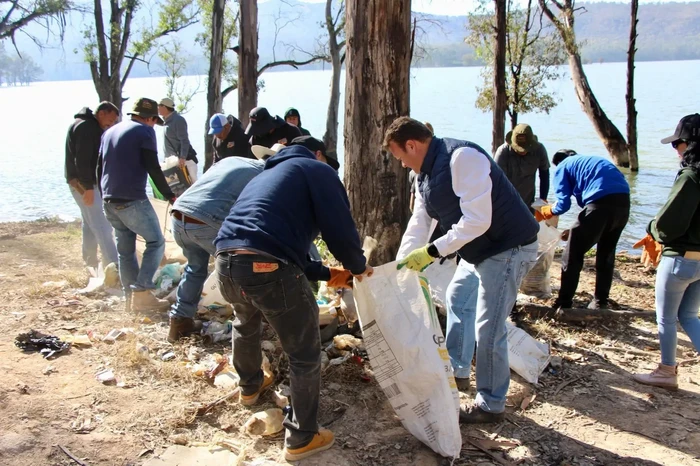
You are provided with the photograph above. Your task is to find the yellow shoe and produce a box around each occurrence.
[284,428,335,461]
[239,372,275,406]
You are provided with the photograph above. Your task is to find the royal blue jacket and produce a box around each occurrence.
[551,155,630,216]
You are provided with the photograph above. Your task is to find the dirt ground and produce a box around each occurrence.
[0,219,699,466]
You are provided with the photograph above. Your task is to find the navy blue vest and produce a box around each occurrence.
[417,137,539,265]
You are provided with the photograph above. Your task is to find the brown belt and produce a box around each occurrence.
[684,251,700,260]
[172,210,206,225]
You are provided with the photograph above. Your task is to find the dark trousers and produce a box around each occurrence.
[215,253,320,449]
[557,193,630,306]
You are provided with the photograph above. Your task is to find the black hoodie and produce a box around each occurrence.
[65,107,103,190]
[283,108,311,136]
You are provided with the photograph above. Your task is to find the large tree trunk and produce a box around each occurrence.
[344,0,411,265]
[626,0,639,172]
[492,0,507,154]
[204,0,226,172]
[322,0,342,157]
[238,0,258,126]
[539,0,629,167]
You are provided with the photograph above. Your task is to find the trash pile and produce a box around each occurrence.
[15,330,71,359]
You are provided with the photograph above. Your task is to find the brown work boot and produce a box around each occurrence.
[167,317,201,343]
[131,290,171,313]
[240,371,275,406]
[632,363,678,390]
[284,428,335,461]
[455,377,470,392]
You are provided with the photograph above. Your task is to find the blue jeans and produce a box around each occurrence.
[656,255,700,366]
[70,186,118,267]
[170,216,218,318]
[104,199,165,292]
[446,242,538,413]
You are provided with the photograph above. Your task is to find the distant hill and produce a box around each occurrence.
[6,1,700,81]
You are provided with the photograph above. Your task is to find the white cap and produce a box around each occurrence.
[251,143,287,160]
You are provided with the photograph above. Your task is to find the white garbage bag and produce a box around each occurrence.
[520,221,561,298]
[353,262,461,458]
[506,321,551,384]
[200,271,227,307]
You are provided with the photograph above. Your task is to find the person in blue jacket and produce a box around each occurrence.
[538,150,630,310]
[214,142,372,461]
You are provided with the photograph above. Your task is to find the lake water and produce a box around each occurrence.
[1,61,697,250]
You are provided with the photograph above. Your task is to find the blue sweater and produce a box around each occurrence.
[551,155,630,216]
[215,146,367,275]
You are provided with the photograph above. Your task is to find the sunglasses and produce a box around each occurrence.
[672,140,686,149]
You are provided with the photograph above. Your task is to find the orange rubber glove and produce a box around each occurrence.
[538,204,555,220]
[328,267,353,289]
[534,210,545,222]
[633,234,662,268]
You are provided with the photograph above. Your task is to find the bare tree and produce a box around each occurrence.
[203,0,226,171]
[237,0,257,126]
[83,0,199,110]
[493,0,507,153]
[344,0,411,265]
[539,0,629,167]
[322,0,344,156]
[627,0,639,171]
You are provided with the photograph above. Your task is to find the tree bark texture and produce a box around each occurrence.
[238,0,258,126]
[539,0,629,167]
[322,0,343,158]
[626,0,639,171]
[204,0,226,172]
[344,0,411,265]
[492,0,507,153]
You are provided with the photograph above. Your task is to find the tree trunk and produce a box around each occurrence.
[510,111,518,130]
[569,54,629,167]
[204,0,226,172]
[322,0,342,157]
[344,0,411,265]
[238,0,258,126]
[492,0,507,154]
[626,0,639,172]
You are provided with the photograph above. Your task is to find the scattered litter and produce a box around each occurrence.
[71,413,95,433]
[136,342,150,357]
[214,371,240,389]
[187,346,205,362]
[520,393,537,411]
[140,316,153,324]
[244,408,285,436]
[95,369,116,385]
[49,299,82,307]
[155,263,183,290]
[161,351,176,361]
[202,321,232,343]
[102,328,133,343]
[42,280,68,289]
[261,340,276,352]
[329,354,351,366]
[333,334,364,351]
[271,389,289,408]
[11,312,26,321]
[506,322,551,384]
[199,272,228,308]
[277,384,291,397]
[62,334,93,347]
[15,330,71,359]
[550,356,563,370]
[320,351,330,370]
[42,365,56,375]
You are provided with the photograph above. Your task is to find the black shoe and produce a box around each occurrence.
[455,377,470,392]
[459,404,505,424]
[587,299,608,310]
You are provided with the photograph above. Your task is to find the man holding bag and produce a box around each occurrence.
[386,117,539,424]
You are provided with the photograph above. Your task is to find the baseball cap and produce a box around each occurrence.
[506,124,538,153]
[245,107,277,136]
[159,97,175,108]
[251,143,287,160]
[208,113,229,135]
[127,97,164,125]
[660,114,700,144]
[291,135,340,171]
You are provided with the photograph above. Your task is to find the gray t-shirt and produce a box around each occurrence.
[494,142,550,205]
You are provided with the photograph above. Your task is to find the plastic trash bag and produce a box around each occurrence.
[15,330,71,359]
[520,221,561,298]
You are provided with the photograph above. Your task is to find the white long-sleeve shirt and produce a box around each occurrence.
[397,146,493,259]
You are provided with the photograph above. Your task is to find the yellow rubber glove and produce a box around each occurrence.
[397,246,435,272]
[539,204,555,220]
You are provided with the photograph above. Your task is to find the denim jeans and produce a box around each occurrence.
[170,216,217,318]
[655,255,700,366]
[104,199,165,292]
[446,242,538,413]
[70,186,118,267]
[216,253,320,449]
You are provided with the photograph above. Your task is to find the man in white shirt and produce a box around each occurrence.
[386,117,539,424]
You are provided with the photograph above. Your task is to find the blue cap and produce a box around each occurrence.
[208,114,228,135]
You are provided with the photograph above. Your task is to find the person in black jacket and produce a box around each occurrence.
[246,106,302,148]
[284,107,311,136]
[65,102,120,269]
[207,113,253,171]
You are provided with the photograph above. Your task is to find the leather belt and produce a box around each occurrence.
[172,210,206,225]
[684,251,700,260]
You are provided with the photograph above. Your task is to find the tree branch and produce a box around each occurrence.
[221,83,237,99]
[257,57,324,76]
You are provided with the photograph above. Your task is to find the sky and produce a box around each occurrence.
[280,0,700,17]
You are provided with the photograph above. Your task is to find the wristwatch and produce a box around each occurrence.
[427,243,440,258]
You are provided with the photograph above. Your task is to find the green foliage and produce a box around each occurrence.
[0,0,71,40]
[0,45,42,85]
[467,0,565,127]
[157,38,201,113]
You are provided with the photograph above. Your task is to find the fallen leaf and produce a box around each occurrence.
[520,393,537,411]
